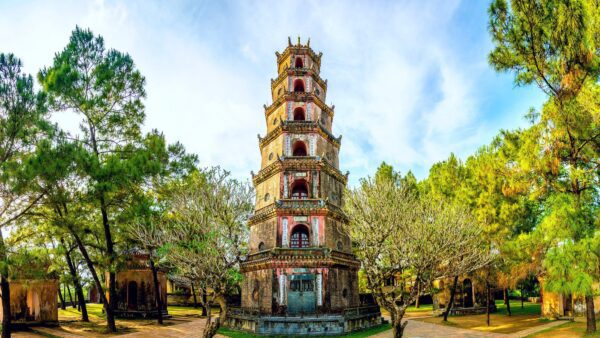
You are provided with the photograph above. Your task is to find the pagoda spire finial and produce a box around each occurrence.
[288,36,292,47]
[307,38,310,47]
[297,36,301,46]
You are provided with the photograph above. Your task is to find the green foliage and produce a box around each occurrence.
[488,0,600,98]
[488,1,600,331]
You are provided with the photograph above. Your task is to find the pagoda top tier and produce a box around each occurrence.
[275,37,323,75]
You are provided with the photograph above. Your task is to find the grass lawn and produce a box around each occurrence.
[379,303,434,319]
[526,319,600,338]
[218,323,391,338]
[415,300,548,334]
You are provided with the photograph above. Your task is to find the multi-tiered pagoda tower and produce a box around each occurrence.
[225,38,381,336]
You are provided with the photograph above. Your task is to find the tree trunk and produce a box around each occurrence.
[215,293,228,324]
[201,288,207,317]
[504,289,511,316]
[486,282,491,327]
[202,301,219,338]
[415,284,420,308]
[191,282,198,309]
[391,309,408,338]
[1,275,10,338]
[443,275,459,322]
[521,286,524,309]
[149,259,164,325]
[66,283,76,308]
[0,231,9,338]
[64,248,88,321]
[58,286,66,310]
[585,295,597,334]
[99,196,117,333]
[69,227,116,331]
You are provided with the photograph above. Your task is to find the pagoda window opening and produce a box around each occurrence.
[292,141,307,156]
[293,79,305,93]
[290,224,310,248]
[291,179,309,199]
[295,57,303,68]
[293,107,306,121]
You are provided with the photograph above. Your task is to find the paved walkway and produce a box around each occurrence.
[15,316,568,338]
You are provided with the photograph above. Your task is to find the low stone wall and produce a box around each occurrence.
[224,305,382,336]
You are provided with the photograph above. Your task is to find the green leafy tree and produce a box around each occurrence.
[0,53,48,338]
[126,142,196,325]
[38,26,166,332]
[344,177,491,338]
[162,168,254,338]
[489,0,600,332]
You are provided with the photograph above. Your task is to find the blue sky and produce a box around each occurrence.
[0,0,545,185]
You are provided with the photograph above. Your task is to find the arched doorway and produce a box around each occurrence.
[293,79,305,93]
[128,281,138,310]
[290,224,310,248]
[295,57,303,68]
[291,180,309,199]
[293,107,306,121]
[292,141,307,156]
[462,279,473,308]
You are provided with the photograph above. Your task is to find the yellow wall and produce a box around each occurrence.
[255,173,281,210]
[3,280,58,323]
[260,135,284,168]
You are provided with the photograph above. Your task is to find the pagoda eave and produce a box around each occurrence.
[248,200,348,226]
[271,67,328,93]
[276,44,322,68]
[258,121,341,149]
[241,248,360,272]
[264,92,334,119]
[252,157,347,187]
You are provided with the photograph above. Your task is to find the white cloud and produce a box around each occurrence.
[0,0,538,185]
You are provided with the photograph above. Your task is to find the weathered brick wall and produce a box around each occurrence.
[111,270,168,312]
[320,172,344,206]
[249,218,277,253]
[241,269,273,313]
[324,217,352,253]
[326,268,359,311]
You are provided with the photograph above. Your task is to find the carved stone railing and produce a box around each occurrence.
[244,248,358,266]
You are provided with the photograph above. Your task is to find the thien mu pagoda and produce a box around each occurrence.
[224,38,381,335]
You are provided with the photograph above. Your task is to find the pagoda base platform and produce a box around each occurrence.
[224,306,382,336]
